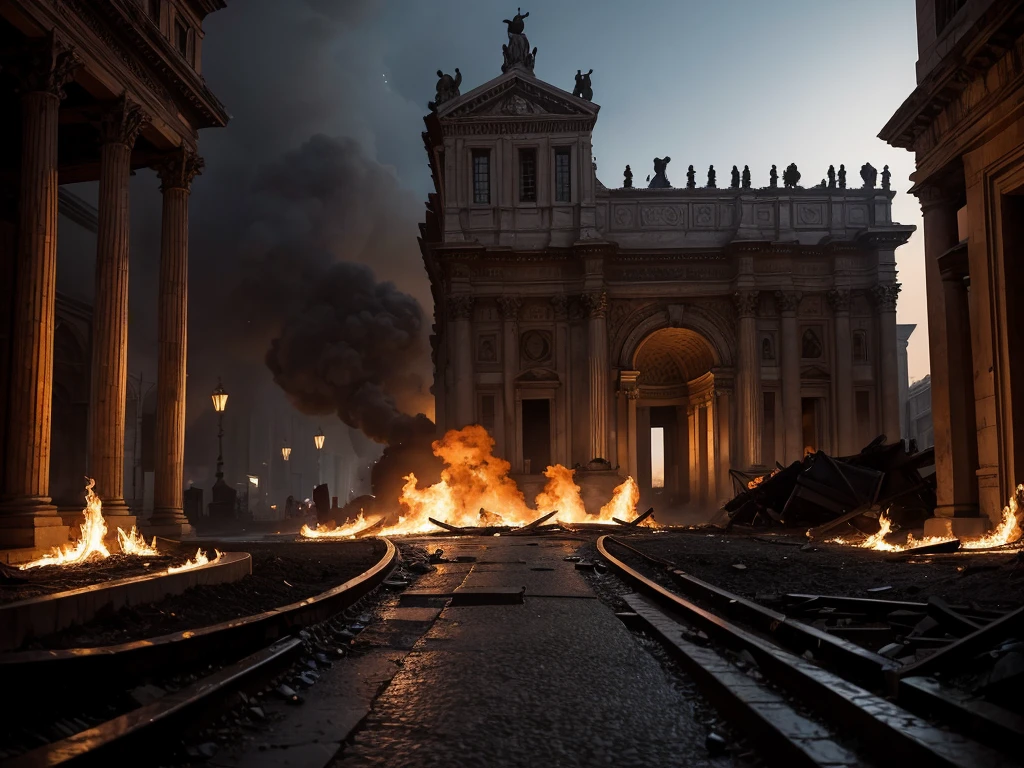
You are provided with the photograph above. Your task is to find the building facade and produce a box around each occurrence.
[880,0,1024,533]
[421,24,915,509]
[906,376,934,452]
[0,0,228,560]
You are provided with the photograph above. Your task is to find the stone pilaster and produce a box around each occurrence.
[620,370,640,480]
[0,37,80,551]
[498,295,520,460]
[775,290,802,463]
[733,290,762,469]
[448,295,475,430]
[715,385,733,498]
[870,283,902,446]
[149,148,203,538]
[827,289,855,455]
[88,96,147,522]
[582,291,609,462]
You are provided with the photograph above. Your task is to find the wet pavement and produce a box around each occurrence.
[328,536,727,768]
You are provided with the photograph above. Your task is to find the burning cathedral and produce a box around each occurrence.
[419,11,915,511]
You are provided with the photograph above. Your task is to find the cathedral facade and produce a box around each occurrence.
[420,33,914,509]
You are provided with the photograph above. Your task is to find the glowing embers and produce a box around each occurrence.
[168,548,222,573]
[20,478,113,569]
[962,484,1023,549]
[831,511,957,553]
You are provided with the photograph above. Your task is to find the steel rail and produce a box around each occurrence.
[0,538,398,704]
[597,534,1013,768]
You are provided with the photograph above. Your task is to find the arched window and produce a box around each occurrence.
[801,329,822,359]
[852,330,867,362]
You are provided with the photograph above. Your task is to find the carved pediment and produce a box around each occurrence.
[515,367,561,386]
[800,364,831,380]
[439,73,598,121]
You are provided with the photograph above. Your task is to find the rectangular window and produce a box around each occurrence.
[519,148,537,202]
[480,395,496,432]
[472,150,490,204]
[175,19,188,57]
[650,427,665,489]
[554,148,571,202]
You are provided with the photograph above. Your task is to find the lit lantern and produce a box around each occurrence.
[211,380,228,413]
[314,429,325,451]
[281,446,292,461]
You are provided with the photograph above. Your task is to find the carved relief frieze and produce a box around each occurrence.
[521,302,553,322]
[477,333,499,363]
[497,295,522,321]
[774,290,802,314]
[794,259,829,276]
[795,202,826,227]
[639,205,685,228]
[846,205,869,226]
[755,203,774,225]
[799,294,823,317]
[606,263,732,282]
[692,204,715,227]
[520,329,553,365]
[613,205,635,229]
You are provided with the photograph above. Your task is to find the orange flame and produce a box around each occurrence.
[20,479,111,569]
[301,511,382,539]
[168,548,222,573]
[117,526,159,556]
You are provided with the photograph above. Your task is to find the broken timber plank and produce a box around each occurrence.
[926,596,983,637]
[806,504,876,541]
[507,510,558,534]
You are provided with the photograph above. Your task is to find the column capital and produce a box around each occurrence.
[98,94,148,148]
[732,290,759,318]
[625,387,641,401]
[7,33,80,98]
[550,293,568,320]
[915,183,958,214]
[156,147,204,192]
[497,295,521,320]
[774,290,802,315]
[869,282,901,312]
[582,291,608,318]
[826,288,852,314]
[447,295,474,321]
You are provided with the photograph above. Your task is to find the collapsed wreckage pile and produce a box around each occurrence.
[725,436,936,535]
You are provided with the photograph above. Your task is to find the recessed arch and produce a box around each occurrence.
[633,328,716,387]
[618,306,733,371]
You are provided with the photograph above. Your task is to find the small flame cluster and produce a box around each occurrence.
[832,483,1023,552]
[19,478,224,574]
[304,425,645,538]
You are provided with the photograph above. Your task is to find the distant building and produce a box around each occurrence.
[880,0,1024,531]
[421,14,916,509]
[906,376,934,451]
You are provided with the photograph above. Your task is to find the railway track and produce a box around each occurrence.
[0,538,399,767]
[597,534,1021,768]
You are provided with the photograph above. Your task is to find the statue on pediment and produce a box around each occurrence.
[623,164,633,189]
[860,162,877,189]
[882,164,891,190]
[783,163,801,188]
[573,68,594,100]
[686,165,695,189]
[649,156,672,189]
[769,164,778,188]
[827,164,836,188]
[742,165,751,189]
[731,165,740,189]
[428,68,461,112]
[838,164,847,189]
[501,8,538,74]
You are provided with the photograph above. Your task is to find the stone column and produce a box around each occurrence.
[775,291,802,464]
[448,296,475,430]
[149,148,203,538]
[498,296,521,460]
[688,406,699,502]
[734,291,762,469]
[827,289,855,455]
[88,96,146,522]
[583,291,609,462]
[621,373,640,480]
[0,39,80,551]
[676,405,690,502]
[919,191,978,522]
[715,387,732,498]
[871,283,902,445]
[705,395,717,504]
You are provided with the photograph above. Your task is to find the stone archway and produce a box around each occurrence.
[621,326,727,512]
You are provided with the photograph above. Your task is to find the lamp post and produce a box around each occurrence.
[314,428,325,486]
[211,379,228,482]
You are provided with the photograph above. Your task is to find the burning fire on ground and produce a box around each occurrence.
[19,478,223,573]
[304,425,648,538]
[831,484,1023,552]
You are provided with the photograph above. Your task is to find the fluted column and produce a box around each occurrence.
[871,283,902,444]
[88,96,146,519]
[827,289,855,454]
[583,291,609,462]
[0,38,79,548]
[449,296,475,429]
[150,148,203,536]
[705,394,717,504]
[734,291,762,468]
[775,291,802,463]
[498,296,520,460]
[620,370,640,480]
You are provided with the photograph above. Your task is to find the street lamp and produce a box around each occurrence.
[211,379,228,482]
[314,428,325,485]
[281,445,291,461]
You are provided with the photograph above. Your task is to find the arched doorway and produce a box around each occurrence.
[623,327,724,510]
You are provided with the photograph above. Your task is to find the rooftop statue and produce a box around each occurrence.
[573,68,594,100]
[686,164,696,189]
[707,165,716,188]
[649,156,672,189]
[623,164,633,189]
[882,164,891,191]
[731,165,740,189]
[860,163,877,189]
[769,164,778,188]
[838,164,847,189]
[827,164,836,188]
[502,8,538,74]
[427,68,461,112]
[783,163,801,188]
[742,165,751,189]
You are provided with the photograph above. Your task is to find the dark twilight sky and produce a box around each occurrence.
[57,0,927,488]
